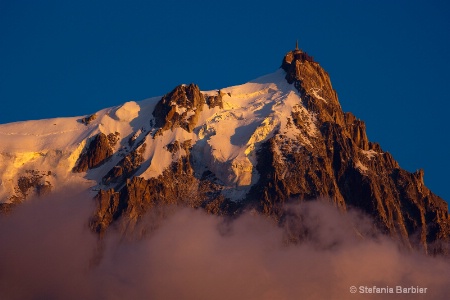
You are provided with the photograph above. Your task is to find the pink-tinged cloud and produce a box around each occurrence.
[1,191,449,300]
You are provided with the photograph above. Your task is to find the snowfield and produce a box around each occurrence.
[0,69,319,202]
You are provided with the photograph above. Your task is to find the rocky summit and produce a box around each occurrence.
[0,45,448,254]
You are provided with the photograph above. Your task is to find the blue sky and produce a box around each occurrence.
[1,0,449,202]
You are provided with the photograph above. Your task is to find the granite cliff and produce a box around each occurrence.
[0,46,448,254]
[89,47,449,254]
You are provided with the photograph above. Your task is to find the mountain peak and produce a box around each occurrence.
[281,43,343,125]
[0,47,448,254]
[285,41,315,65]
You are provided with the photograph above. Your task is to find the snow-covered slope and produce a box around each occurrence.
[2,48,448,255]
[0,69,318,203]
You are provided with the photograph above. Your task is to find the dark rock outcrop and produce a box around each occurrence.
[250,48,450,254]
[73,133,114,173]
[205,90,224,109]
[282,48,344,125]
[90,188,121,235]
[153,84,206,133]
[80,113,97,125]
[107,132,120,148]
[9,170,52,203]
[248,128,448,254]
[91,146,236,236]
[102,142,146,186]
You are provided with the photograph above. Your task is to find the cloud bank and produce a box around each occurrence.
[0,190,449,300]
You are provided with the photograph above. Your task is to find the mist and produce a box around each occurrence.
[1,190,449,300]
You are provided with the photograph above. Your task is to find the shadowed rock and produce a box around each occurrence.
[73,133,114,173]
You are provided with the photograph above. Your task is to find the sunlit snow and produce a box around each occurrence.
[0,69,321,202]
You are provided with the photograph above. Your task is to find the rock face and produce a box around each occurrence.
[1,46,444,254]
[282,49,343,125]
[102,142,146,186]
[91,149,236,236]
[278,49,449,253]
[153,84,206,133]
[72,133,116,173]
[9,170,53,204]
[88,47,449,254]
[80,113,97,125]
